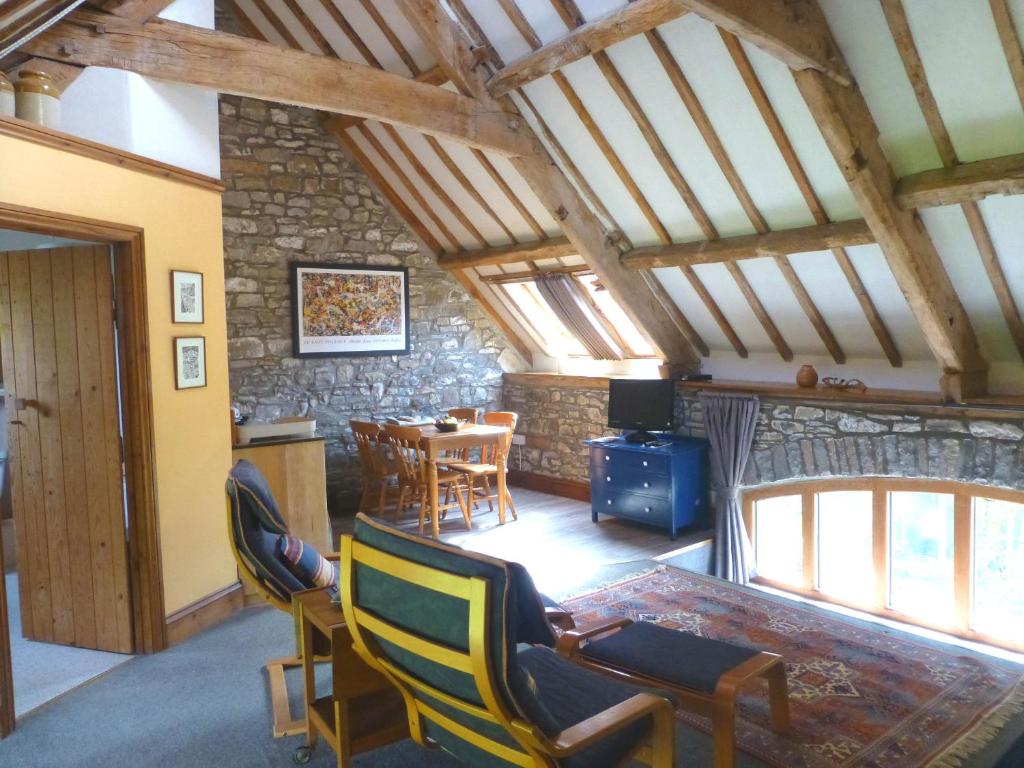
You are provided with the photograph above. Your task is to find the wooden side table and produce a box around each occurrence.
[294,589,407,767]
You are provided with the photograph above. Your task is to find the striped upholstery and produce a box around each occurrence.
[341,514,671,767]
[276,534,337,590]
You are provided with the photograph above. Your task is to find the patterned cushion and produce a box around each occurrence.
[276,535,337,590]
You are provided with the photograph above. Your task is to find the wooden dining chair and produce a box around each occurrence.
[382,424,472,535]
[454,411,519,520]
[446,406,479,423]
[350,420,403,520]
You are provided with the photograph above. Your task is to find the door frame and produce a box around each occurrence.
[0,200,166,734]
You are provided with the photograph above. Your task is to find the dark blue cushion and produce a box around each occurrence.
[580,621,761,694]
[508,562,558,648]
[230,460,288,533]
[517,646,667,768]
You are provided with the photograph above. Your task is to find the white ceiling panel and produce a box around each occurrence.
[735,258,823,356]
[651,267,734,353]
[903,0,1024,163]
[691,263,776,355]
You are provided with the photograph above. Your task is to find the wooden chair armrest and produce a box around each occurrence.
[545,607,576,632]
[555,618,633,654]
[550,693,672,755]
[323,552,341,562]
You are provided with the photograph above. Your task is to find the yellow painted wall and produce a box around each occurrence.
[0,131,236,615]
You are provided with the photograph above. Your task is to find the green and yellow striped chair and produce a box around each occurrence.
[340,514,676,768]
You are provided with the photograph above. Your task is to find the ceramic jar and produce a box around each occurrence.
[0,73,14,118]
[796,364,818,389]
[14,69,61,129]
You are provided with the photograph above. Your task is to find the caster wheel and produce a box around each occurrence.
[293,746,313,765]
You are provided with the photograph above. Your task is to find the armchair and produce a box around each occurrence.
[339,513,677,767]
[225,459,338,738]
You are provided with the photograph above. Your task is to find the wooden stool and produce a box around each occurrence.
[557,619,790,768]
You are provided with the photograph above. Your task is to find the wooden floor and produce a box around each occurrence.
[336,486,712,597]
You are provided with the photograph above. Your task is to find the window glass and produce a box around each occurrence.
[889,492,955,625]
[500,281,587,357]
[576,274,654,357]
[817,491,874,605]
[973,497,1024,639]
[754,495,803,586]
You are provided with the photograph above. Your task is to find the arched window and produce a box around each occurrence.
[743,479,1024,653]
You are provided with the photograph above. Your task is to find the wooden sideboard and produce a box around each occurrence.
[231,436,331,605]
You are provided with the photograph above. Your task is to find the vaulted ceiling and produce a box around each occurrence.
[7,0,1024,397]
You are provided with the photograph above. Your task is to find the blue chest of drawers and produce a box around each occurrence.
[585,435,710,540]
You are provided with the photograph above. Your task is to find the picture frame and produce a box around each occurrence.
[171,270,204,324]
[290,262,410,358]
[174,336,207,389]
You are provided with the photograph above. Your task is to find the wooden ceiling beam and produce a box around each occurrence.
[881,0,1024,363]
[100,0,176,21]
[437,238,577,270]
[792,22,986,398]
[397,0,699,367]
[487,0,689,97]
[990,0,1024,110]
[19,10,537,157]
[621,219,874,268]
[678,0,851,85]
[895,151,1024,208]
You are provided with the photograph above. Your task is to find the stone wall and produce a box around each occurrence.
[503,378,1024,491]
[220,95,521,513]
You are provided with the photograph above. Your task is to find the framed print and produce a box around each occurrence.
[290,262,410,358]
[174,336,207,389]
[171,270,204,323]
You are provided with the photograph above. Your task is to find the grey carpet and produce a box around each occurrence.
[0,597,735,768]
[6,572,132,716]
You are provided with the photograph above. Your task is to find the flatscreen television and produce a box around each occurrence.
[607,378,675,444]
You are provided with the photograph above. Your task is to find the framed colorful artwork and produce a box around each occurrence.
[290,262,410,358]
[171,270,204,323]
[174,336,207,389]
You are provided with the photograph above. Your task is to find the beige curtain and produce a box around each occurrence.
[534,274,623,360]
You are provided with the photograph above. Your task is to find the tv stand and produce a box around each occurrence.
[623,430,660,445]
[585,435,709,540]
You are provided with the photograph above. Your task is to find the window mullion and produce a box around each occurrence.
[802,491,816,592]
[872,484,888,613]
[953,493,973,632]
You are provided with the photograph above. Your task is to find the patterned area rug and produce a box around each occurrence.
[563,568,1024,768]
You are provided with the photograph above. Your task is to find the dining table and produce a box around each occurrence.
[416,423,510,539]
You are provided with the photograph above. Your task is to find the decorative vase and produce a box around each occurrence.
[14,69,61,129]
[0,73,14,118]
[796,364,818,389]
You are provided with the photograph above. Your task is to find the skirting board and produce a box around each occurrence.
[507,470,590,502]
[165,582,244,647]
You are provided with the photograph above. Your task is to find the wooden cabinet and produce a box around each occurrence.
[585,435,710,540]
[231,437,330,604]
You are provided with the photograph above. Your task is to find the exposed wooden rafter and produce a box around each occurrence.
[20,10,537,157]
[895,151,1024,209]
[487,0,689,97]
[397,0,700,367]
[721,30,902,367]
[438,238,577,270]
[101,0,177,20]
[677,0,851,85]
[990,0,1024,110]
[881,0,1024,363]
[621,219,874,268]
[790,2,985,399]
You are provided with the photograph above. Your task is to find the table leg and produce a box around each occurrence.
[497,447,507,526]
[429,458,440,539]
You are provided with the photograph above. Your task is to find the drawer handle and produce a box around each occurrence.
[604,455,610,462]
[607,499,612,505]
[644,506,651,513]
[606,475,612,482]
[642,460,648,467]
[642,481,650,488]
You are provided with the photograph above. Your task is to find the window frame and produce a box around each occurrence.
[743,477,1024,654]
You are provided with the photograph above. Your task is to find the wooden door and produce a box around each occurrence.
[0,247,133,654]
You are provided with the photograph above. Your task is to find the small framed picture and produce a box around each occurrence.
[171,270,204,323]
[174,336,207,390]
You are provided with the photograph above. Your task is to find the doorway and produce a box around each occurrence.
[0,204,165,738]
